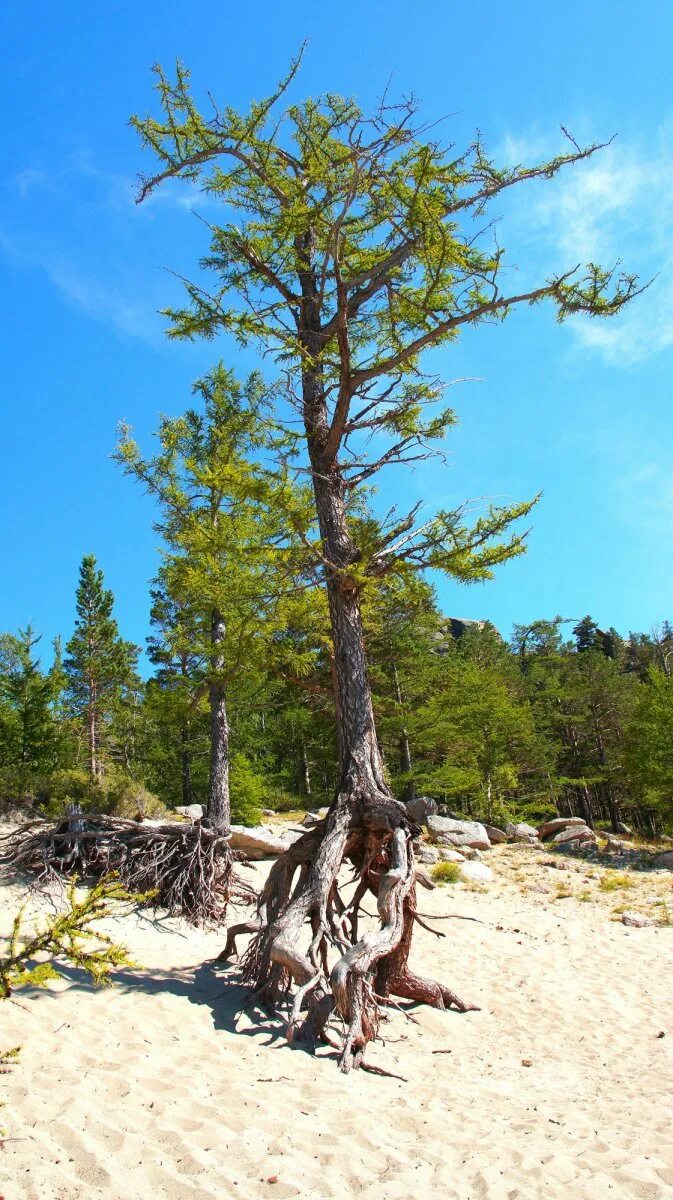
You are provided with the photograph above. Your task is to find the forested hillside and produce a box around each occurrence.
[2,555,671,835]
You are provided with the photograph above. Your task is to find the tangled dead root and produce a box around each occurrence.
[0,810,245,923]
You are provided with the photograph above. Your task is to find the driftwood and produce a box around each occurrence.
[0,807,245,923]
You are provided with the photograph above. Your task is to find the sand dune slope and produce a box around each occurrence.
[1,849,671,1200]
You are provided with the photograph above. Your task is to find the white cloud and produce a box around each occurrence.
[0,229,165,344]
[498,124,673,365]
[42,257,165,342]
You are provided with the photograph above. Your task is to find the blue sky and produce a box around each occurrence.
[1,1,672,668]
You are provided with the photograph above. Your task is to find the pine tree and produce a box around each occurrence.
[64,555,139,779]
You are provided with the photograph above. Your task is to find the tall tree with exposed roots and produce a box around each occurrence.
[131,52,640,1069]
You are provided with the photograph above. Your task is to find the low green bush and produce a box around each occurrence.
[431,861,462,885]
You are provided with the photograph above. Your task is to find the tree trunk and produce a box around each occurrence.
[225,380,474,1070]
[207,608,230,830]
[299,742,311,798]
[223,258,475,1072]
[393,664,415,805]
[180,723,193,808]
[88,681,98,779]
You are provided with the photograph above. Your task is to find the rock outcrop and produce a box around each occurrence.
[621,911,654,928]
[438,847,466,863]
[174,804,204,822]
[415,845,439,865]
[552,825,597,847]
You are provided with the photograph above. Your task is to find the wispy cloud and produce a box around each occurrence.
[498,123,673,365]
[0,228,166,344]
[0,149,204,343]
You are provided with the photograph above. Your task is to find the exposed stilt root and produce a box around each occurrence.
[221,778,477,1070]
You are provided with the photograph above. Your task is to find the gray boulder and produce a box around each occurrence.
[604,836,628,854]
[405,794,438,825]
[621,911,654,928]
[438,847,466,863]
[302,811,322,827]
[302,808,329,827]
[415,845,439,865]
[506,822,540,843]
[426,814,491,850]
[652,850,673,870]
[459,861,493,884]
[483,824,507,845]
[174,804,204,822]
[553,825,596,846]
[229,825,300,860]
[538,816,587,841]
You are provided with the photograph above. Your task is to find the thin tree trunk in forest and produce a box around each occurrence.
[179,655,193,807]
[299,742,311,798]
[578,783,594,829]
[207,608,230,830]
[593,725,620,832]
[180,723,193,807]
[393,664,415,805]
[88,679,98,779]
[563,722,594,828]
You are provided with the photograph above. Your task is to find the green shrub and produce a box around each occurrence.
[264,788,309,814]
[599,871,635,892]
[103,775,168,819]
[36,768,101,816]
[35,768,167,821]
[431,861,462,885]
[229,753,265,826]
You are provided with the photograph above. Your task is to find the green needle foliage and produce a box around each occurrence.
[64,555,141,780]
[0,875,147,999]
[129,52,641,594]
[116,364,317,825]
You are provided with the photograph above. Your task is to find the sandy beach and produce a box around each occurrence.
[1,845,671,1200]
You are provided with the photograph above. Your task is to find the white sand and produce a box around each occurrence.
[1,847,672,1200]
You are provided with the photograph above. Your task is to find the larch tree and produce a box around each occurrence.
[64,555,139,779]
[130,54,639,1069]
[116,364,312,830]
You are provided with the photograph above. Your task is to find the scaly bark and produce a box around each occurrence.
[208,607,230,830]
